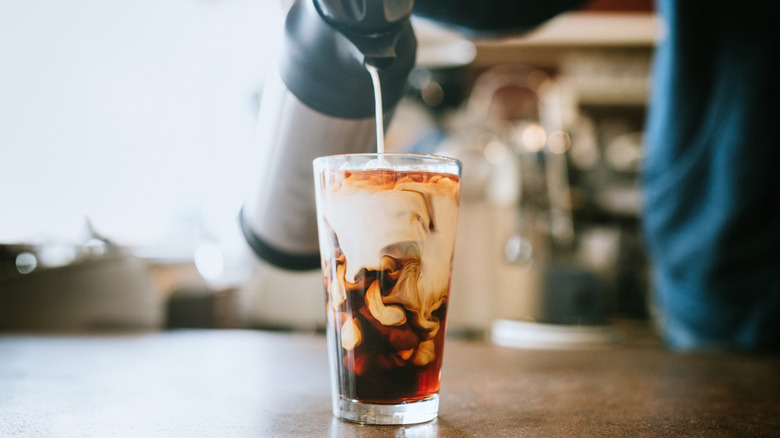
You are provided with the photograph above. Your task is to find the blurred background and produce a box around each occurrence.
[0,0,658,341]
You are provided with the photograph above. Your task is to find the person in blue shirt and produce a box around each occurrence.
[414,0,780,351]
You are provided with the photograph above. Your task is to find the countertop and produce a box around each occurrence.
[1,329,778,437]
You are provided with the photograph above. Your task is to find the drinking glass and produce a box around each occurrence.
[313,153,461,424]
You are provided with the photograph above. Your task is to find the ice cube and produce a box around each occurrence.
[363,159,382,169]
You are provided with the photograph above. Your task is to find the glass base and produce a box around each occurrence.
[334,394,439,425]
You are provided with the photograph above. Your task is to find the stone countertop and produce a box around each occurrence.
[1,329,777,437]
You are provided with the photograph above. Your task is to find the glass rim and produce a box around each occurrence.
[313,152,461,166]
[312,152,463,176]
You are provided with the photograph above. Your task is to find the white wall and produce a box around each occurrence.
[0,0,283,258]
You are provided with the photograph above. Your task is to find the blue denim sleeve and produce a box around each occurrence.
[642,0,780,351]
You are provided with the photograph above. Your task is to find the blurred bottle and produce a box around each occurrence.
[239,0,417,271]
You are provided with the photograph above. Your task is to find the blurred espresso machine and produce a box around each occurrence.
[237,1,641,343]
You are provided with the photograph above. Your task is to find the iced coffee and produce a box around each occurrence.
[313,153,461,425]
